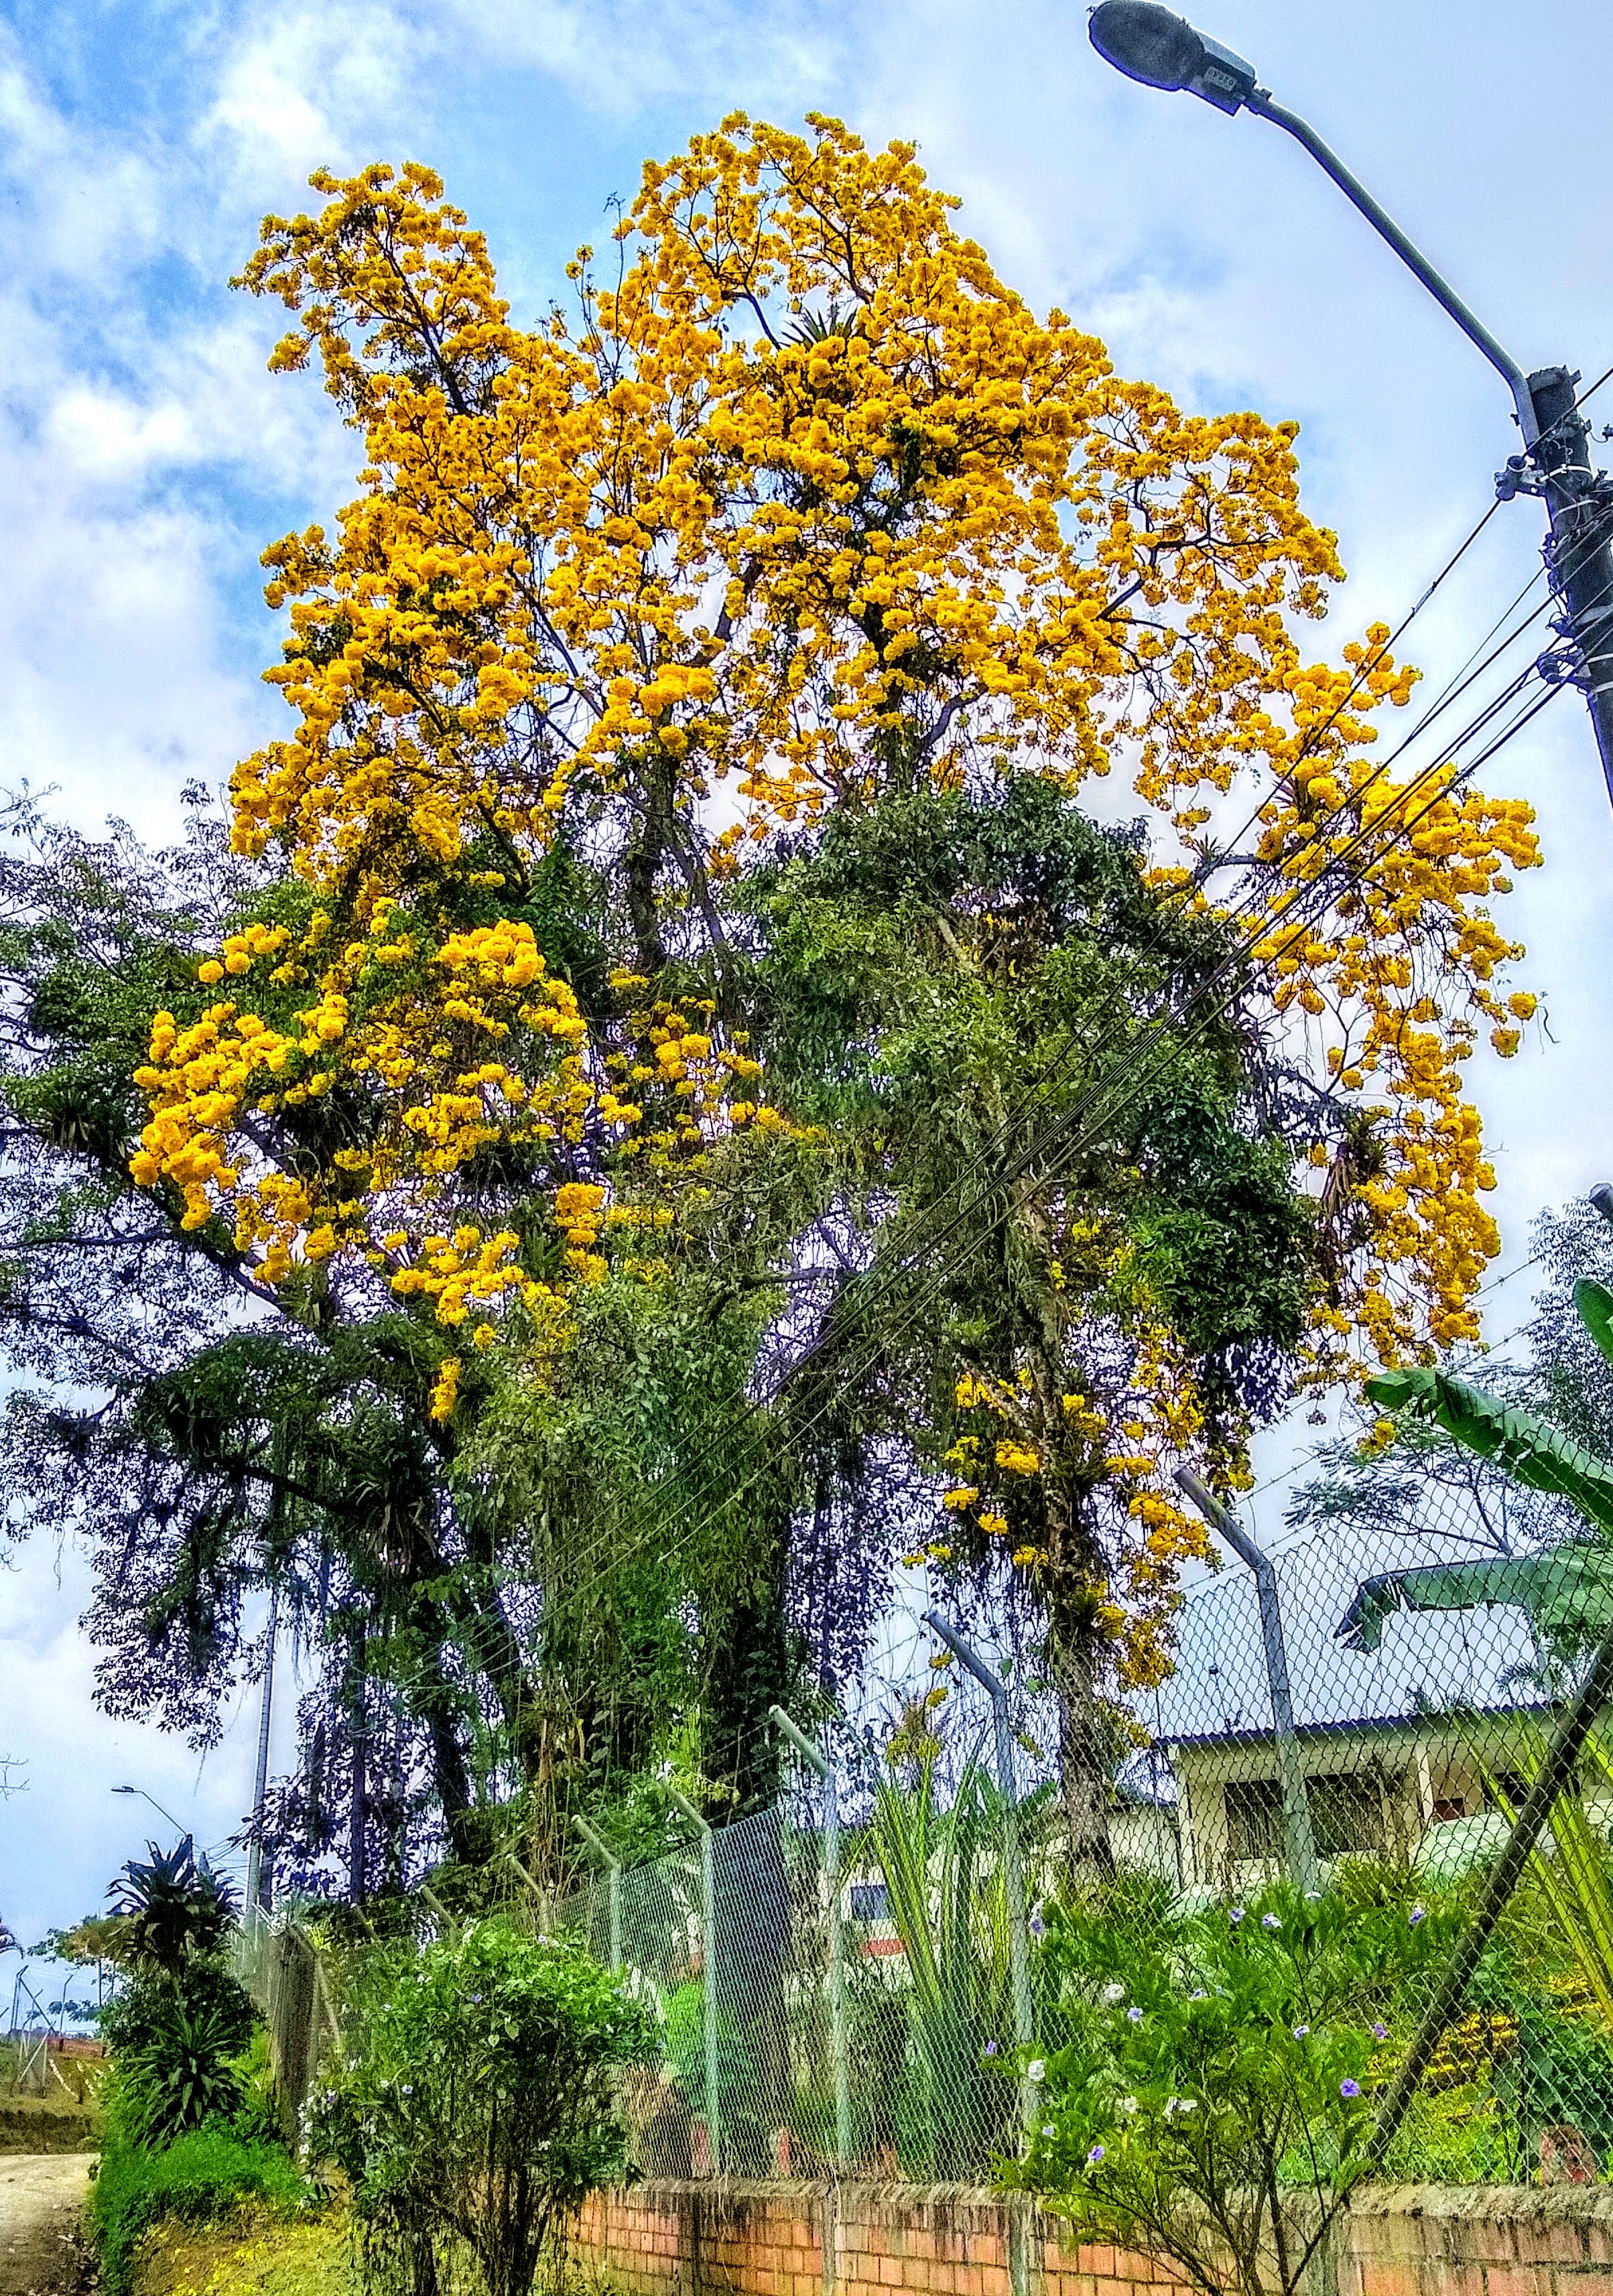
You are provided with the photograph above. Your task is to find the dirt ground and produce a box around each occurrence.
[0,2155,93,2294]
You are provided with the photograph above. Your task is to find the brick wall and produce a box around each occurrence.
[574,2179,1613,2296]
[574,2181,1184,2296]
[1344,2185,1613,2296]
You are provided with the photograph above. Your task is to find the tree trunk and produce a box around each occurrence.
[1046,1588,1116,1885]
[348,1629,368,1902]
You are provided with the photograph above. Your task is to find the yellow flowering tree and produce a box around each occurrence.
[111,119,1541,1870]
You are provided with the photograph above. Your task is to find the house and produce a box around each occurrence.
[1159,1701,1573,1889]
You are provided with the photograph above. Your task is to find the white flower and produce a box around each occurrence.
[1102,1982,1126,2004]
[1164,2096,1198,2117]
[1118,2096,1137,2116]
[1027,2058,1047,2084]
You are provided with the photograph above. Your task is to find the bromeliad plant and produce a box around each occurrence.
[97,1837,258,2149]
[1010,1876,1455,2296]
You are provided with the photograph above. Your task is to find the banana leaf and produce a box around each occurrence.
[1336,1547,1613,1653]
[1573,1278,1613,1370]
[1366,1366,1613,1536]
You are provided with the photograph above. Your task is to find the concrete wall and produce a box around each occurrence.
[575,2177,1613,2296]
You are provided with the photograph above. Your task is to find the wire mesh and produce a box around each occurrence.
[547,1468,1613,2190]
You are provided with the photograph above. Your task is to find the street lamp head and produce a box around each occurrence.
[1087,3,1259,115]
[111,1785,135,1795]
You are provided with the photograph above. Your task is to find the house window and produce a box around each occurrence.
[1309,1774,1386,1858]
[1224,1780,1283,1860]
[849,1883,891,1922]
[1224,1774,1387,1861]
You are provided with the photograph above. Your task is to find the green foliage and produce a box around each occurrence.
[1013,1876,1455,2296]
[1366,1365,1613,1539]
[662,1979,752,2127]
[310,1918,655,2296]
[97,1836,258,2147]
[107,1982,254,2146]
[864,1752,1024,2175]
[106,1834,238,1976]
[90,2124,312,2296]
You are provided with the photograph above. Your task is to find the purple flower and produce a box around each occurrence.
[984,2041,999,2058]
[1087,2144,1106,2165]
[1409,1905,1425,1926]
[1031,1915,1047,1937]
[1126,2006,1144,2025]
[1340,2080,1361,2100]
[1292,2025,1309,2040]
[1261,1913,1282,1931]
[1230,1907,1245,1925]
[1372,2023,1388,2041]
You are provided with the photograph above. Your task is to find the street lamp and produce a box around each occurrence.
[111,1785,184,1834]
[1088,1,1613,810]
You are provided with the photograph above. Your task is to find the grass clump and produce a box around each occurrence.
[90,2124,314,2296]
[133,2203,354,2295]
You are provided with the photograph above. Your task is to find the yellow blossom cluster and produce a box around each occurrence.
[212,129,1540,1398]
[226,133,1354,888]
[131,856,801,1373]
[927,1290,1240,1692]
[1229,647,1544,1371]
[133,122,1543,1466]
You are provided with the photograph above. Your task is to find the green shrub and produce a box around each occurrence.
[104,1974,255,2144]
[1009,1874,1458,2296]
[312,1918,655,2296]
[90,2124,312,2296]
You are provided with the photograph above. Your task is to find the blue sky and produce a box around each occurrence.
[4,0,1613,1954]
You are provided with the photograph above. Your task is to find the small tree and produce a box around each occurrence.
[315,1920,655,2296]
[97,1836,257,2146]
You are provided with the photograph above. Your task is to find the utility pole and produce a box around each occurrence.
[1088,3,1613,812]
[1516,367,1613,798]
[245,1581,279,1938]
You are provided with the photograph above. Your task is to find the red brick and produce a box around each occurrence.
[1358,2266,1422,2296]
[1484,2271,1550,2296]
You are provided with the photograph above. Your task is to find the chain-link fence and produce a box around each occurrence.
[545,1471,1613,2190]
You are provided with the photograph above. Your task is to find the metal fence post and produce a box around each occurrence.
[1176,1469,1323,1897]
[772,1704,852,2172]
[669,1787,721,2176]
[575,1815,623,1968]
